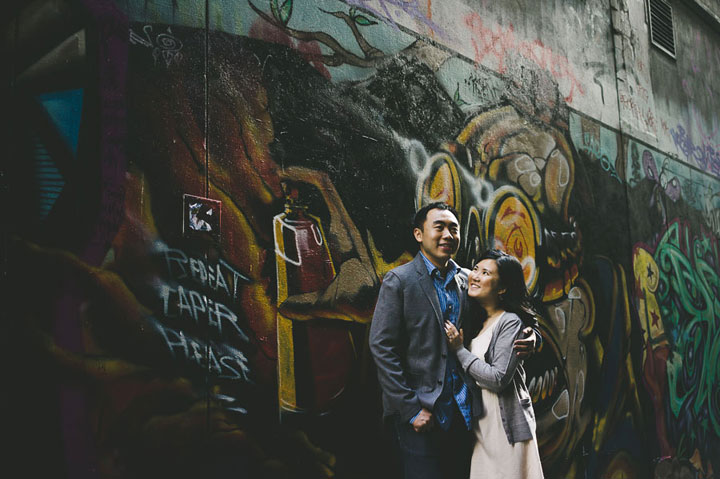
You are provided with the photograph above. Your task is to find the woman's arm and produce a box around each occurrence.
[453,314,524,392]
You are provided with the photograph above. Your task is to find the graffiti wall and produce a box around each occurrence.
[658,1,720,177]
[5,0,720,478]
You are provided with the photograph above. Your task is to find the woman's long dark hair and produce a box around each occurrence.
[463,249,539,346]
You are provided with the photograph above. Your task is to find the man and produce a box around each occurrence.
[369,202,537,479]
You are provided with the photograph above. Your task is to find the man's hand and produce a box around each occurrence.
[412,408,434,433]
[513,327,537,359]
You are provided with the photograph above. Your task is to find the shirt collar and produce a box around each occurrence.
[419,251,459,280]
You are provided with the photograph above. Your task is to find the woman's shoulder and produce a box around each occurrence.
[488,312,524,347]
[498,311,523,329]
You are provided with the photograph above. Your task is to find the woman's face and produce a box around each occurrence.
[468,258,503,305]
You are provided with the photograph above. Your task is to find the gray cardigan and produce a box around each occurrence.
[455,312,537,444]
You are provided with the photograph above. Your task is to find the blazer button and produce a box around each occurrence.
[437,379,443,385]
[441,352,447,358]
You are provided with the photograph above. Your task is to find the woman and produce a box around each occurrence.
[444,249,544,478]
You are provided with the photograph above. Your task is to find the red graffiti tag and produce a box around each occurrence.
[463,12,585,104]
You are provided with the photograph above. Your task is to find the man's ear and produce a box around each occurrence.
[413,227,423,242]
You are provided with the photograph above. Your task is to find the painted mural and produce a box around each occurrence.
[5,0,720,478]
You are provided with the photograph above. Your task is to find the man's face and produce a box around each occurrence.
[413,208,460,269]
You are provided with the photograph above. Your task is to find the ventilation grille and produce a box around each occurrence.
[648,0,676,57]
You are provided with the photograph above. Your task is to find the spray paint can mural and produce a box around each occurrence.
[273,185,355,419]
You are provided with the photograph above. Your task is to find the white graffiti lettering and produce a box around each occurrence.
[130,25,183,67]
[152,320,251,382]
[159,284,250,343]
[163,248,250,302]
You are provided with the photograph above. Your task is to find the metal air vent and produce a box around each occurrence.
[648,0,676,58]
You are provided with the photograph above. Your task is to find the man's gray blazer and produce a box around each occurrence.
[369,253,471,422]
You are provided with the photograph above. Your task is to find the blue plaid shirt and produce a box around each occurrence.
[414,252,472,431]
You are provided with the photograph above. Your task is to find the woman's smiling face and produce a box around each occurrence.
[468,258,503,305]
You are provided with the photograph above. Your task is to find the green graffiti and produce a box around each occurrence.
[350,7,378,26]
[654,221,720,456]
[270,0,293,26]
[453,83,468,107]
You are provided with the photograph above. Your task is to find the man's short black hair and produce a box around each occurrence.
[413,202,460,230]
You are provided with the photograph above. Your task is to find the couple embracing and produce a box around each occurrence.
[369,202,544,479]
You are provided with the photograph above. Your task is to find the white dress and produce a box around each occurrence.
[469,320,544,479]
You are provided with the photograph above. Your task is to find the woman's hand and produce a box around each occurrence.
[444,321,464,351]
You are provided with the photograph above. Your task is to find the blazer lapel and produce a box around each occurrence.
[414,255,443,327]
[454,272,466,328]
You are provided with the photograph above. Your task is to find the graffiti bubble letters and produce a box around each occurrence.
[463,12,584,103]
[164,248,250,302]
[130,25,183,67]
